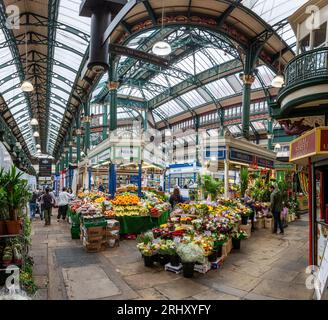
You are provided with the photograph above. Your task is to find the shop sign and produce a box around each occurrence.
[290,127,328,162]
[39,159,52,177]
[98,149,110,162]
[113,146,140,161]
[257,158,274,169]
[229,149,254,164]
[90,156,98,165]
[275,163,296,170]
[204,147,226,160]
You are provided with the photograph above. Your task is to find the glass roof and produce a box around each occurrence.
[0,0,309,159]
[47,0,90,154]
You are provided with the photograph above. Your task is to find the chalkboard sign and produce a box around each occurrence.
[39,159,52,177]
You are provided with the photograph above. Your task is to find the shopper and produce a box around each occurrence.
[98,183,105,193]
[40,188,54,226]
[57,187,73,222]
[244,189,255,231]
[29,190,39,219]
[38,190,45,221]
[169,187,184,209]
[270,185,284,235]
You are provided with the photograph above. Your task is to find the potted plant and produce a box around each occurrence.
[177,243,205,278]
[1,167,31,234]
[163,240,180,267]
[231,231,248,250]
[241,208,251,225]
[136,242,159,267]
[2,246,13,267]
[212,233,228,258]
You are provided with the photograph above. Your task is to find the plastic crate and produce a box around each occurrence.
[71,226,80,239]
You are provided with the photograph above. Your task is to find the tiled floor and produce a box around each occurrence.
[30,212,314,300]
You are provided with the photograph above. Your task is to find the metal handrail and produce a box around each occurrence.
[284,48,328,88]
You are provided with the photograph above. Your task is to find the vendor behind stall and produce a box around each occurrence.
[169,187,184,209]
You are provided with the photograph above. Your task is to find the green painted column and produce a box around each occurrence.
[195,116,200,164]
[60,157,64,172]
[102,102,108,140]
[267,119,273,150]
[108,57,118,132]
[219,108,224,136]
[55,163,59,175]
[83,102,91,154]
[76,114,81,163]
[65,150,69,169]
[143,110,148,131]
[240,74,255,140]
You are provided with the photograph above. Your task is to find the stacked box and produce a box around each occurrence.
[81,226,105,252]
[104,219,120,247]
[222,238,233,256]
[264,217,273,230]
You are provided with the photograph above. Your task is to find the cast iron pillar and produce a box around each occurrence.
[240,73,255,140]
[195,115,200,164]
[83,101,91,155]
[102,100,109,141]
[75,113,82,163]
[267,119,273,150]
[79,0,127,73]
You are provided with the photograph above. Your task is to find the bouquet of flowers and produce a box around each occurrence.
[137,242,159,256]
[176,242,205,264]
[232,230,248,240]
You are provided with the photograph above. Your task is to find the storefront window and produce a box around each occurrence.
[313,22,327,48]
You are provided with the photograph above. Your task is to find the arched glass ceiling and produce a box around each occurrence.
[47,0,90,154]
[0,29,34,153]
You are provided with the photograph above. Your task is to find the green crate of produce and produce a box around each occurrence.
[83,219,107,228]
[71,227,80,239]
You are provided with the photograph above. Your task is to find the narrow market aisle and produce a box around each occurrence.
[30,213,313,300]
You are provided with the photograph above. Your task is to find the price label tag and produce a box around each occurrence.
[204,231,212,237]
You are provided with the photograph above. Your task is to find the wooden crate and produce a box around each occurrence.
[86,226,104,237]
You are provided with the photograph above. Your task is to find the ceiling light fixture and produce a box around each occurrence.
[21,13,34,93]
[271,27,285,88]
[152,0,171,56]
[33,131,40,138]
[30,118,38,126]
[36,144,41,149]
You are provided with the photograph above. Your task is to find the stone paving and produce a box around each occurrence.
[30,212,314,300]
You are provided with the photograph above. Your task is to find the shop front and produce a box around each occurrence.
[290,127,328,299]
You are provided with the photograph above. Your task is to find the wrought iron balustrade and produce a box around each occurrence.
[284,48,328,88]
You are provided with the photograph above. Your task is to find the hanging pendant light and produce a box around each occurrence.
[21,19,34,92]
[271,74,284,88]
[35,144,41,149]
[30,118,38,125]
[271,27,285,88]
[33,131,40,138]
[152,0,171,56]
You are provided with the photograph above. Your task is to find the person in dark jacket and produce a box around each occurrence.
[169,187,184,209]
[270,185,284,235]
[29,190,39,219]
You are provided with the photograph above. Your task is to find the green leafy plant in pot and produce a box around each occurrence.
[177,242,205,278]
[1,166,31,234]
[212,233,228,258]
[231,230,248,250]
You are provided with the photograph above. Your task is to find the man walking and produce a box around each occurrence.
[269,185,284,235]
[40,188,54,226]
[29,190,38,220]
[57,187,73,222]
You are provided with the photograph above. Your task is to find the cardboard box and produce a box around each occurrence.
[85,226,104,237]
[222,238,233,256]
[254,218,264,229]
[264,218,273,230]
[194,262,211,274]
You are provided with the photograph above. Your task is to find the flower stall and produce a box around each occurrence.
[136,198,251,278]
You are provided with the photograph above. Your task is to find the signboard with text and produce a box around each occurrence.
[39,159,52,177]
[290,127,328,162]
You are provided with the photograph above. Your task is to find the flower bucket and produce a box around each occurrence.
[0,220,7,235]
[182,262,195,278]
[170,254,180,267]
[6,220,21,235]
[241,216,248,225]
[208,251,218,262]
[232,238,241,250]
[159,254,170,266]
[216,245,223,258]
[143,255,154,267]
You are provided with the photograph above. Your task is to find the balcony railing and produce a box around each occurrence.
[284,47,328,88]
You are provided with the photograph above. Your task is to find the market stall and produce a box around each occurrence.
[135,198,274,277]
